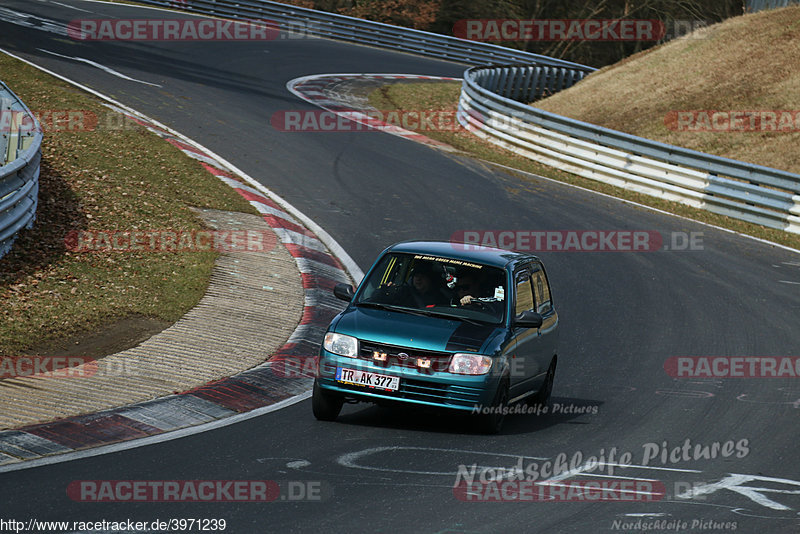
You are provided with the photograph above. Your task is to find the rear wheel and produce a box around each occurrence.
[312,379,344,421]
[475,378,510,434]
[534,358,556,407]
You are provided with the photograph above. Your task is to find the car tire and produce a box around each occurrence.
[534,357,556,407]
[475,378,510,435]
[312,379,344,421]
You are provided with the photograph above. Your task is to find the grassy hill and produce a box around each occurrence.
[535,5,800,174]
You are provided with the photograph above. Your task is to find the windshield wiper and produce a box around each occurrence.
[357,301,496,326]
[356,301,396,311]
[356,301,429,317]
[411,308,496,326]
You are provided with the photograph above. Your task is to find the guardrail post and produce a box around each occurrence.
[0,98,10,165]
[519,67,534,103]
[539,67,552,99]
[527,67,541,102]
[545,67,558,97]
[555,68,567,93]
[504,67,520,101]
[495,68,509,95]
[790,196,800,233]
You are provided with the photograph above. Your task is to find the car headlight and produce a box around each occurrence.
[449,353,493,375]
[323,332,359,358]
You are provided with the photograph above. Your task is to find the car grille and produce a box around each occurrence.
[359,341,452,374]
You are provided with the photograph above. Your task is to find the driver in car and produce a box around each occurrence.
[456,271,488,306]
[453,269,504,315]
[454,271,483,306]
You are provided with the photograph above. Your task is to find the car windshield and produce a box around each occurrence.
[354,252,506,324]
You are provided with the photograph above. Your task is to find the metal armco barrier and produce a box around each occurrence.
[132,0,592,70]
[747,0,800,12]
[99,1,800,234]
[459,66,800,234]
[0,81,41,260]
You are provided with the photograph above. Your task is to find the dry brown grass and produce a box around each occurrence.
[535,6,800,174]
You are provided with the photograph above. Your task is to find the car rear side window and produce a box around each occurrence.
[515,274,534,316]
[531,266,552,314]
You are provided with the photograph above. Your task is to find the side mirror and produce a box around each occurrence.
[514,310,543,328]
[333,283,355,302]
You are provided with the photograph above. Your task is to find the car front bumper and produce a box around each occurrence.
[317,349,501,412]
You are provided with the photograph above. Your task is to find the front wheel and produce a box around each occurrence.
[534,358,556,407]
[474,378,510,434]
[312,379,344,421]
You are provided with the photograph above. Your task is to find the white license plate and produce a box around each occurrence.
[336,367,400,391]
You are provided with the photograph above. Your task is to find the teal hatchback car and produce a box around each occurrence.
[312,241,559,433]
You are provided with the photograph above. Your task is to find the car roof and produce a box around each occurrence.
[386,240,540,269]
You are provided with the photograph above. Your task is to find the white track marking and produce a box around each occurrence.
[45,0,95,13]
[0,391,310,474]
[0,6,69,36]
[676,473,800,511]
[37,48,163,87]
[548,462,702,482]
[338,446,548,477]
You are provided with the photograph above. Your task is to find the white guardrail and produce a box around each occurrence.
[458,66,800,234]
[88,1,800,235]
[0,81,41,260]
[131,0,590,69]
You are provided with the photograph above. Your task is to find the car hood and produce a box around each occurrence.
[332,306,503,353]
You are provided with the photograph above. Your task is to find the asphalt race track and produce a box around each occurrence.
[1,1,799,532]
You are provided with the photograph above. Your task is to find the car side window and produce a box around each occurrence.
[362,254,409,295]
[531,265,552,314]
[514,272,534,316]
